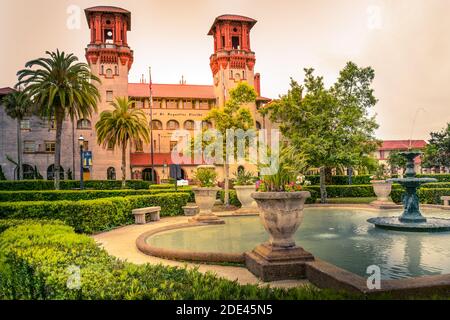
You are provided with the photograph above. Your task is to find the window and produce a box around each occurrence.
[230,70,234,79]
[153,99,162,109]
[256,121,262,130]
[77,119,92,130]
[183,100,193,109]
[22,164,35,180]
[115,66,119,75]
[151,120,163,130]
[232,36,240,49]
[167,120,180,130]
[170,141,178,152]
[202,121,212,130]
[166,99,178,109]
[199,100,210,110]
[23,141,35,153]
[106,68,113,78]
[20,119,31,130]
[184,120,195,130]
[107,167,116,180]
[47,164,64,181]
[48,118,56,130]
[135,139,143,153]
[45,141,56,153]
[107,140,115,150]
[221,36,225,48]
[104,29,114,44]
[106,91,113,102]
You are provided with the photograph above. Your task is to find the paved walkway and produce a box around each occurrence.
[92,213,309,289]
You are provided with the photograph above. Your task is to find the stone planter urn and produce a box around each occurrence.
[234,185,258,214]
[370,180,397,209]
[189,187,225,225]
[245,191,314,282]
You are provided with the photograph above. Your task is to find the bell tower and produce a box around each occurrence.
[83,6,133,180]
[208,15,258,107]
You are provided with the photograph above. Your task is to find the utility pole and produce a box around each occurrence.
[149,67,156,184]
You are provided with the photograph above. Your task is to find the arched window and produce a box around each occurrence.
[142,168,158,182]
[151,120,163,130]
[202,121,212,130]
[47,164,64,181]
[106,68,113,78]
[184,120,195,130]
[256,121,262,130]
[107,167,116,180]
[237,166,245,175]
[77,119,92,130]
[167,120,180,130]
[17,164,35,180]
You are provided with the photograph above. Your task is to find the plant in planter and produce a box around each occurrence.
[245,151,314,282]
[189,165,224,225]
[233,169,258,214]
[370,164,396,208]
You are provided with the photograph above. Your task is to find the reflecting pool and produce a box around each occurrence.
[146,208,450,279]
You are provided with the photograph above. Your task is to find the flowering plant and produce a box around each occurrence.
[256,175,311,193]
[194,166,217,188]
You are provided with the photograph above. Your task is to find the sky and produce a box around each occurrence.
[0,0,449,140]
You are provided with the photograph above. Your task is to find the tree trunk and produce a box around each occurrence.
[72,119,76,180]
[320,167,327,204]
[325,167,333,184]
[16,119,23,180]
[54,109,64,190]
[121,141,127,189]
[224,162,230,207]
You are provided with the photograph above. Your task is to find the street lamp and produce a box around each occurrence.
[78,135,85,190]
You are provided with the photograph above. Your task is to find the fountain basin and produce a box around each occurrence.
[367,216,450,232]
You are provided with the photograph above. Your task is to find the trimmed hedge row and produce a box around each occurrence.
[0,188,194,203]
[0,222,352,300]
[306,185,378,198]
[391,188,450,205]
[0,180,153,191]
[304,174,450,185]
[219,188,318,206]
[0,193,191,234]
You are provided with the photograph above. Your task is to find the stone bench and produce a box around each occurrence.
[132,207,161,225]
[441,196,450,206]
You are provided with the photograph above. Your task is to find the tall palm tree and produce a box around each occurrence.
[16,50,100,189]
[96,97,150,188]
[1,90,31,180]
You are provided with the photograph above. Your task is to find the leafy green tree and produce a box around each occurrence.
[268,62,379,203]
[204,82,257,206]
[1,90,31,180]
[96,97,150,188]
[423,123,450,170]
[387,150,407,173]
[17,50,100,189]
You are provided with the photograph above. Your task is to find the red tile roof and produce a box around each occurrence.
[85,6,131,30]
[129,83,216,99]
[0,87,15,97]
[379,140,427,151]
[208,15,257,35]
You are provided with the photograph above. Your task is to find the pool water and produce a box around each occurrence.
[146,208,450,279]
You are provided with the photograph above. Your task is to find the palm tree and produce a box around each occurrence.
[16,50,100,189]
[96,97,150,188]
[1,90,31,180]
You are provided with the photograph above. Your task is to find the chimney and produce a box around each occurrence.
[254,73,261,96]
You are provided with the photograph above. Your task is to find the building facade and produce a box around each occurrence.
[0,6,271,183]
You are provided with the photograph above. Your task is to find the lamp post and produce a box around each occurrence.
[78,135,85,190]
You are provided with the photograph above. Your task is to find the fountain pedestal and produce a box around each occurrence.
[245,192,314,281]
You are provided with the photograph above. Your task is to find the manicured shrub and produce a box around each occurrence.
[416,174,450,182]
[305,175,374,185]
[0,188,194,203]
[306,185,377,198]
[0,193,191,234]
[421,182,450,189]
[0,222,356,300]
[220,189,318,206]
[391,188,450,205]
[0,180,154,191]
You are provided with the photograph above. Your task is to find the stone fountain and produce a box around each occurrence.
[368,151,450,232]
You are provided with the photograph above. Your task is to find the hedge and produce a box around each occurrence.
[303,174,450,185]
[306,185,378,198]
[0,193,191,234]
[391,188,450,205]
[0,180,154,191]
[219,189,318,206]
[0,222,354,300]
[0,188,194,203]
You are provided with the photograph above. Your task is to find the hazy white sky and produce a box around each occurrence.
[1,0,449,140]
